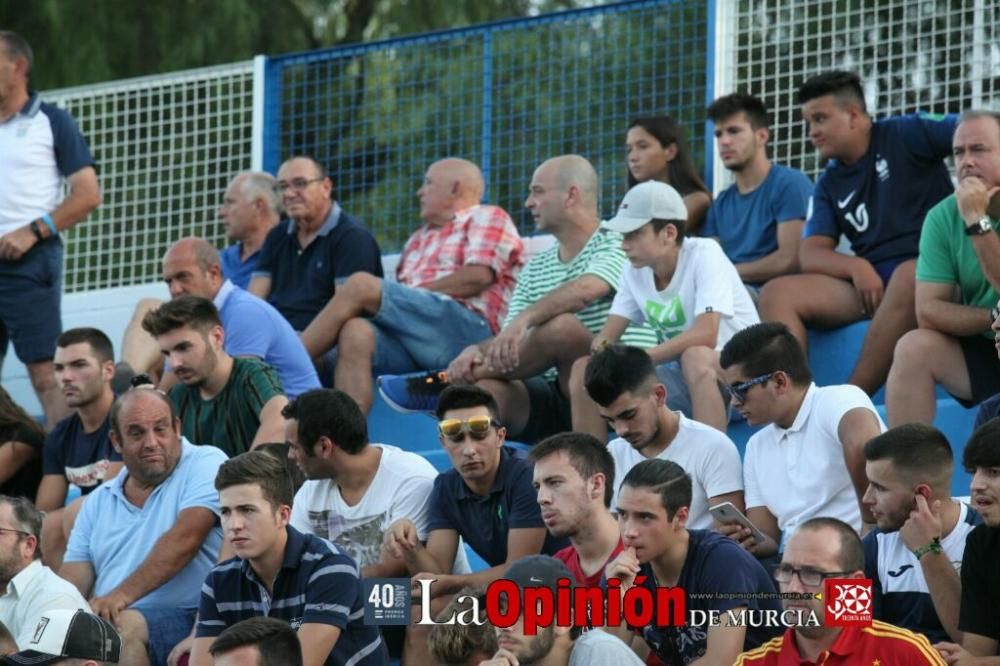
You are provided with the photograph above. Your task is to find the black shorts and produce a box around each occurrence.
[511,376,572,444]
[956,335,1000,407]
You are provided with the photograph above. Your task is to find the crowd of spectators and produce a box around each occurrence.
[3,27,1000,666]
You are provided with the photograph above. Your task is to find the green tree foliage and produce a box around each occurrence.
[1,0,584,90]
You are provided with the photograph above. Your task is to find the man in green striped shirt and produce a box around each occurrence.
[392,155,657,444]
[142,295,289,457]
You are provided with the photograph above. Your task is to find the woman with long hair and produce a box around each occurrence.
[0,386,45,500]
[625,115,712,233]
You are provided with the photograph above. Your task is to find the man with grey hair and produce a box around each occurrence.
[380,155,656,444]
[117,237,319,397]
[887,110,1000,426]
[218,171,281,289]
[0,496,89,649]
[0,30,101,428]
[293,157,524,415]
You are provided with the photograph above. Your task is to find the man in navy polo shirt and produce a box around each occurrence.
[249,156,383,335]
[383,384,566,666]
[0,31,101,427]
[759,70,957,396]
[190,450,387,666]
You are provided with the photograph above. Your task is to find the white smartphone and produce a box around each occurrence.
[710,502,767,545]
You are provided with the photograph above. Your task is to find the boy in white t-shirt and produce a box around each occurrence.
[583,344,744,528]
[570,180,759,436]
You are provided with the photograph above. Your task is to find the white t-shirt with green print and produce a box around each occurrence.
[610,237,759,351]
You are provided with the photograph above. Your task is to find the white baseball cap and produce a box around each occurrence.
[603,181,688,234]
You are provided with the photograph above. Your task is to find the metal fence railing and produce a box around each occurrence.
[261,0,710,252]
[41,0,1000,291]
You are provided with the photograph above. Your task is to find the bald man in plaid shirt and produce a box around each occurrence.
[298,158,523,415]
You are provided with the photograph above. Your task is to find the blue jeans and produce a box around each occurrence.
[137,606,197,666]
[321,280,492,383]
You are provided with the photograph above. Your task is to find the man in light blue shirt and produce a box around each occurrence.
[118,237,321,397]
[59,388,227,666]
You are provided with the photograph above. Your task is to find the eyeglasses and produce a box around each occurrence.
[773,564,852,587]
[727,372,776,404]
[439,416,495,442]
[0,527,30,539]
[992,305,999,323]
[275,177,324,193]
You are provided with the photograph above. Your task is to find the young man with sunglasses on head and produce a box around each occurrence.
[736,517,946,665]
[718,322,885,559]
[383,385,567,666]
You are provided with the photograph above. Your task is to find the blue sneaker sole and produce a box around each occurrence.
[376,377,434,414]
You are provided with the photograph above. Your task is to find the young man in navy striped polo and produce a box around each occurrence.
[189,451,388,666]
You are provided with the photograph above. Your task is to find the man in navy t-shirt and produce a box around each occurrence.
[38,328,123,570]
[603,458,782,664]
[758,71,956,396]
[703,92,814,289]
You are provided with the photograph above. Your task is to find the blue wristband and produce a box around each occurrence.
[41,213,58,237]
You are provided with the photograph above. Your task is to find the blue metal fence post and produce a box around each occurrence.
[481,31,493,202]
[704,0,717,192]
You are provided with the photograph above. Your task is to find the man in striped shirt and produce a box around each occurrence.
[380,155,657,444]
[191,451,388,666]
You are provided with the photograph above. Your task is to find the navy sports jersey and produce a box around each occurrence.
[42,413,121,493]
[863,502,981,643]
[804,113,956,264]
[605,529,783,664]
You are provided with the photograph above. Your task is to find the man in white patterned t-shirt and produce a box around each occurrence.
[284,388,468,578]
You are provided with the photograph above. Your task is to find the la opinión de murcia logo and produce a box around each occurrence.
[823,578,873,627]
[363,577,823,632]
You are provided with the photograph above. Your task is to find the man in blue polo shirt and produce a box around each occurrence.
[249,155,383,335]
[119,237,320,397]
[703,92,813,289]
[383,384,566,666]
[219,171,281,289]
[759,70,957,396]
[59,388,227,666]
[0,31,101,427]
[190,450,387,666]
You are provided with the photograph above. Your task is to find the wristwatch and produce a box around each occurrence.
[965,216,994,236]
[29,220,44,241]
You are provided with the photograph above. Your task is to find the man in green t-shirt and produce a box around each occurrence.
[141,295,288,456]
[379,155,657,444]
[886,110,1000,425]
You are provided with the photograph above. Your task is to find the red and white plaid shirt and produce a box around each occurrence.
[398,204,523,333]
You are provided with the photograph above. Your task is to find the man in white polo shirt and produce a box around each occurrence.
[0,31,101,427]
[719,322,884,558]
[584,343,744,527]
